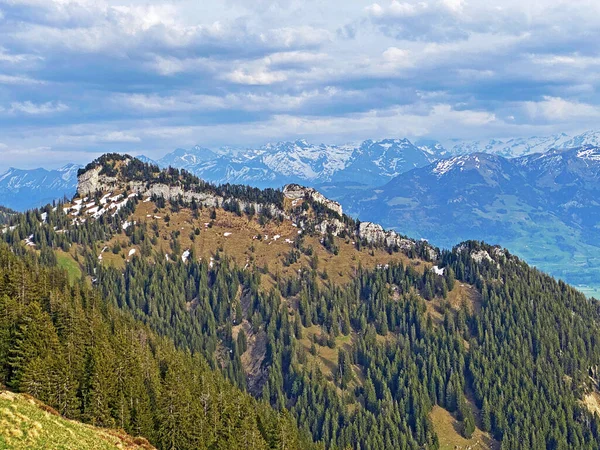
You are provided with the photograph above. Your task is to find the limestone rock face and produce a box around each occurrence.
[77,166,121,197]
[358,222,385,243]
[358,221,417,252]
[283,184,343,216]
[76,165,282,218]
[315,218,346,236]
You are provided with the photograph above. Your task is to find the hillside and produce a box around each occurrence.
[0,390,154,450]
[0,206,16,225]
[2,154,600,449]
[346,147,600,296]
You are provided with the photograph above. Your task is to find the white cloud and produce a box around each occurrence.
[367,1,423,18]
[522,97,600,122]
[0,74,45,85]
[0,48,28,63]
[100,131,141,143]
[440,0,465,14]
[382,47,412,67]
[55,130,141,145]
[113,89,330,113]
[1,0,600,166]
[9,101,69,115]
[223,68,287,85]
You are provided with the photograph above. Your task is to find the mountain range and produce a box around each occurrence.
[3,153,600,449]
[3,131,600,294]
[0,164,81,211]
[345,146,600,295]
[3,129,600,212]
[142,138,435,189]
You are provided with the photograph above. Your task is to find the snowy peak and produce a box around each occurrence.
[446,130,600,158]
[576,147,600,161]
[0,164,81,211]
[561,131,600,149]
[0,165,80,190]
[414,139,449,157]
[431,153,503,178]
[154,138,435,187]
[158,146,218,168]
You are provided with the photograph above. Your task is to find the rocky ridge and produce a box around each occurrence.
[72,155,435,258]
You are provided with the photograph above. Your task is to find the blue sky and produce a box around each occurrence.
[1,0,600,169]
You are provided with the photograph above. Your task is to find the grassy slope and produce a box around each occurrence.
[55,250,82,284]
[98,198,423,291]
[0,391,154,450]
[430,405,497,450]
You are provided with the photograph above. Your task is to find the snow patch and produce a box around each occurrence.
[431,266,445,276]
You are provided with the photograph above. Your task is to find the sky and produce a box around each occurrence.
[1,0,600,170]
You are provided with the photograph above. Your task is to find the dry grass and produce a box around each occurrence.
[0,390,154,450]
[298,325,355,381]
[582,392,600,416]
[430,405,497,450]
[424,282,482,326]
[125,200,424,292]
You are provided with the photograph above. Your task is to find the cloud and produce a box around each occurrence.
[382,46,412,68]
[522,97,600,122]
[8,101,69,115]
[223,69,287,85]
[365,0,469,41]
[56,131,141,144]
[0,0,600,171]
[0,74,45,85]
[100,131,141,143]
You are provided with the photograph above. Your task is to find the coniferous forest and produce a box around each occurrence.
[2,157,600,449]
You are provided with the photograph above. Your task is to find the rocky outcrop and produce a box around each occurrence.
[358,221,416,251]
[358,222,385,243]
[77,166,120,196]
[283,184,343,216]
[76,165,283,218]
[315,218,346,236]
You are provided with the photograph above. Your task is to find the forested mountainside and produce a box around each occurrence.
[0,205,16,225]
[346,146,600,296]
[2,154,600,449]
[0,244,317,450]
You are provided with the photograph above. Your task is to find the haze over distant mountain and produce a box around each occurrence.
[445,130,600,158]
[345,145,600,295]
[0,164,80,211]
[2,128,600,218]
[144,138,436,189]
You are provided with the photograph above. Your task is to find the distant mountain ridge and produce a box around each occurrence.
[445,130,600,158]
[2,129,600,212]
[0,163,80,211]
[144,138,436,189]
[345,145,600,295]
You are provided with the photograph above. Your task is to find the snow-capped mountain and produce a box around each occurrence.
[345,145,600,293]
[445,130,600,158]
[158,145,219,168]
[155,138,436,188]
[0,164,80,211]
